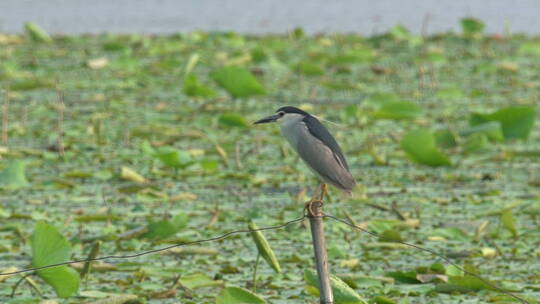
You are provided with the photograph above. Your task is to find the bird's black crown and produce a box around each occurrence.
[276,106,309,116]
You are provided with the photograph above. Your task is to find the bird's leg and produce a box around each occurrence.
[310,184,323,201]
[318,183,327,201]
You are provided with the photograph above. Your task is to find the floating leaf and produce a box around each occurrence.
[10,79,55,91]
[143,213,189,240]
[370,295,397,304]
[329,48,375,65]
[295,61,324,76]
[0,160,30,188]
[200,159,219,172]
[501,209,517,237]
[463,133,491,154]
[379,229,403,242]
[518,42,540,56]
[85,294,139,303]
[364,93,400,105]
[31,222,80,298]
[183,74,216,98]
[401,130,451,166]
[374,101,423,120]
[120,166,146,184]
[248,221,281,273]
[216,286,265,304]
[153,147,194,169]
[469,106,535,140]
[431,227,470,241]
[386,271,421,284]
[435,87,464,99]
[250,48,268,63]
[415,274,448,284]
[24,22,52,43]
[390,25,411,41]
[180,273,223,289]
[434,130,457,149]
[462,121,504,142]
[481,247,497,258]
[87,57,109,69]
[291,27,305,39]
[211,66,266,98]
[218,113,249,128]
[64,170,94,179]
[497,61,519,73]
[76,214,118,223]
[460,18,485,38]
[435,275,493,293]
[389,25,423,47]
[103,41,128,52]
[423,47,447,64]
[304,269,367,304]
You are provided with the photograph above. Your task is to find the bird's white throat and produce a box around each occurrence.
[279,113,306,148]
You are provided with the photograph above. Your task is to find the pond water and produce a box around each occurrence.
[1,0,539,35]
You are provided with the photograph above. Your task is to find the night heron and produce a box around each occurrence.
[254,106,356,201]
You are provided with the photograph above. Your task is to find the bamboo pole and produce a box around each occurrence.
[307,200,333,304]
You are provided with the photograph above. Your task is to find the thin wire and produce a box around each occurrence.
[324,214,530,304]
[0,212,531,304]
[0,215,306,276]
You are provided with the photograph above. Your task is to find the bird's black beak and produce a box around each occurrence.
[254,114,280,124]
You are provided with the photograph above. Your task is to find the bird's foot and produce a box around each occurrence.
[304,183,327,217]
[305,199,324,218]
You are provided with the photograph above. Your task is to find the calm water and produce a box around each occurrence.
[1,0,539,35]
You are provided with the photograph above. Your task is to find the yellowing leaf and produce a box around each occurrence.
[184,53,200,75]
[481,247,497,258]
[501,209,517,237]
[87,57,109,69]
[170,192,197,201]
[249,221,281,273]
[120,166,146,184]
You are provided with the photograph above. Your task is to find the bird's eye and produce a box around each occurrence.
[278,111,285,117]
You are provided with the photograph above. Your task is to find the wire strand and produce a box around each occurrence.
[0,212,532,304]
[324,214,530,304]
[0,215,306,276]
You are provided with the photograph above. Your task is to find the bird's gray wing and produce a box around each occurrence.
[295,122,356,191]
[303,115,350,170]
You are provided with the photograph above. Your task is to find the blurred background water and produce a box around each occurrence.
[1,0,539,35]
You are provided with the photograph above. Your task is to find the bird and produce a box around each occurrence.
[254,106,355,201]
